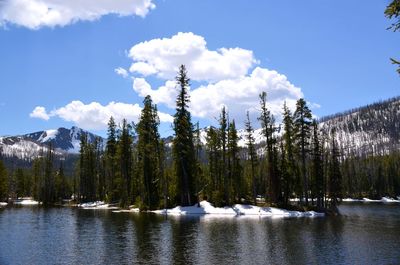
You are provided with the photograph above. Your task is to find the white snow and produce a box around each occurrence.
[381,197,400,203]
[152,200,324,218]
[112,208,140,213]
[361,197,400,203]
[78,201,118,209]
[14,199,39,205]
[38,129,58,142]
[0,202,7,206]
[342,198,363,202]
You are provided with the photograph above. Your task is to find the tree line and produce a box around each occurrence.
[1,65,399,211]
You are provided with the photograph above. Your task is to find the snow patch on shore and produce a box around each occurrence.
[78,201,118,210]
[153,201,324,218]
[0,202,7,206]
[14,199,39,205]
[342,197,400,203]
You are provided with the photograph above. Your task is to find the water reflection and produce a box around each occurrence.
[0,204,399,265]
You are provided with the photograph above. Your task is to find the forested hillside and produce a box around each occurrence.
[320,96,400,156]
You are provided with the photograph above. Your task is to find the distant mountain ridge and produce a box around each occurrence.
[1,96,399,163]
[0,126,104,160]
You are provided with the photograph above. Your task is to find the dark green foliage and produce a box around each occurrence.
[172,65,196,206]
[311,120,324,209]
[293,98,313,205]
[105,116,117,202]
[42,144,56,205]
[0,161,8,201]
[245,111,257,205]
[282,102,297,205]
[116,119,134,207]
[228,120,242,203]
[136,95,161,210]
[328,130,342,210]
[258,91,280,204]
[385,0,400,73]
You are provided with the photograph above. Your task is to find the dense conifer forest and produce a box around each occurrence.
[1,65,399,212]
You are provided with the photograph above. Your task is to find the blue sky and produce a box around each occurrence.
[0,0,398,137]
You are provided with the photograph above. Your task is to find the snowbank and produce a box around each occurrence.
[112,208,140,213]
[0,202,7,207]
[78,201,118,210]
[152,201,324,218]
[362,197,400,203]
[342,198,363,202]
[13,199,39,205]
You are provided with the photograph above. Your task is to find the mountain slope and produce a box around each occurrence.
[319,96,400,156]
[0,126,104,161]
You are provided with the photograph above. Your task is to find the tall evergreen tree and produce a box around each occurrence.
[258,91,280,203]
[42,143,55,205]
[206,126,221,201]
[293,98,313,205]
[172,65,196,206]
[116,119,134,207]
[219,106,229,204]
[245,111,257,205]
[105,116,117,202]
[329,129,342,211]
[311,120,324,209]
[282,102,296,204]
[228,120,242,203]
[136,95,161,210]
[0,161,8,201]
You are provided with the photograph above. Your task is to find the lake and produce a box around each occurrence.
[0,203,399,265]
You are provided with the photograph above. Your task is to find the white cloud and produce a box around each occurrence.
[30,100,173,130]
[115,67,129,78]
[128,32,257,82]
[190,67,303,120]
[0,0,155,29]
[133,78,177,108]
[30,106,50,120]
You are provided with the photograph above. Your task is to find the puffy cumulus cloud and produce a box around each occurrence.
[114,67,128,78]
[30,100,173,130]
[0,0,155,29]
[194,67,301,122]
[30,106,50,120]
[132,78,177,108]
[128,32,257,82]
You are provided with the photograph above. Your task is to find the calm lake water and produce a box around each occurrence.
[0,203,399,265]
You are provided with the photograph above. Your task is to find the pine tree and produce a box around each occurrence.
[219,106,229,204]
[385,0,400,73]
[293,98,313,205]
[172,65,196,206]
[15,168,25,198]
[282,102,296,204]
[0,161,8,201]
[206,126,221,203]
[258,91,280,204]
[105,116,117,202]
[136,95,161,210]
[311,120,324,210]
[245,111,257,205]
[228,120,242,203]
[116,119,134,207]
[329,129,342,211]
[32,157,43,201]
[42,143,55,205]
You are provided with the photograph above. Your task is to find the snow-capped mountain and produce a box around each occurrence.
[0,126,104,160]
[319,96,400,156]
